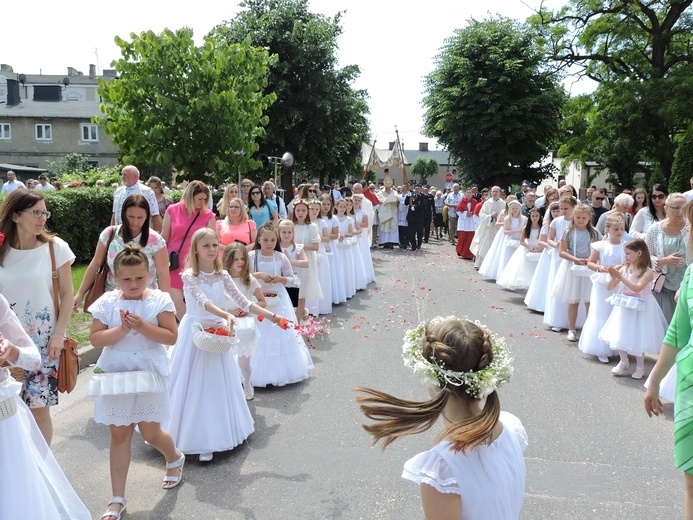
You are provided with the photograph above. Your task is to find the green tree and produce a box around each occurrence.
[410,156,439,185]
[422,17,565,187]
[46,153,94,178]
[670,123,693,193]
[214,0,370,187]
[531,0,693,182]
[97,28,277,185]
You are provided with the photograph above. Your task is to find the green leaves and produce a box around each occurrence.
[97,28,276,184]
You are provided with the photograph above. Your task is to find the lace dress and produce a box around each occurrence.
[227,276,261,356]
[0,294,90,519]
[402,412,528,519]
[249,251,314,387]
[90,290,175,425]
[306,218,333,315]
[324,216,347,304]
[164,269,254,455]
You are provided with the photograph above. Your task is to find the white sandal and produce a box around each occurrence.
[101,497,127,520]
[162,450,185,489]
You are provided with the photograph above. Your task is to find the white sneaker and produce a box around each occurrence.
[551,327,562,332]
[597,356,609,363]
[199,452,213,462]
[566,331,577,342]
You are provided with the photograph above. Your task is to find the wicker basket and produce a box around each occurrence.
[1,362,23,382]
[0,396,17,422]
[263,294,279,310]
[192,322,238,353]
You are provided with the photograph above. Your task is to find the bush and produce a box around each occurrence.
[670,124,693,194]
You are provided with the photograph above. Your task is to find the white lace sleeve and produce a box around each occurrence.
[309,223,321,244]
[0,294,41,371]
[402,449,461,495]
[183,270,212,308]
[222,272,251,311]
[278,252,296,278]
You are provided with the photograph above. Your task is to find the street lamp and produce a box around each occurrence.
[259,152,294,202]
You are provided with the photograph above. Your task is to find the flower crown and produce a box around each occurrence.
[402,316,513,399]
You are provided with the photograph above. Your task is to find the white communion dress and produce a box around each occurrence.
[498,227,541,290]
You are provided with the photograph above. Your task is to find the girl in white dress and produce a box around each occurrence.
[495,200,527,280]
[525,203,562,311]
[357,316,527,520]
[166,229,285,463]
[346,198,368,290]
[478,200,510,279]
[599,239,668,380]
[222,243,266,401]
[250,223,314,387]
[579,214,626,362]
[279,219,310,314]
[320,195,346,305]
[306,200,333,315]
[498,207,543,290]
[352,195,377,284]
[89,244,182,519]
[291,202,323,319]
[0,293,91,520]
[334,199,357,298]
[552,204,602,342]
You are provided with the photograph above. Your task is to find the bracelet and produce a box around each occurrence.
[272,313,277,318]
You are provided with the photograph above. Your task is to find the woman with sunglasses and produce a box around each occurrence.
[288,185,318,218]
[248,184,279,229]
[217,196,257,253]
[0,189,75,445]
[632,184,668,240]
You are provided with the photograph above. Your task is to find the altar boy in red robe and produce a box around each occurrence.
[455,187,478,259]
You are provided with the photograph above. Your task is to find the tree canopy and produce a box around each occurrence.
[532,0,693,184]
[410,156,439,185]
[97,28,277,184]
[213,0,370,185]
[422,17,564,187]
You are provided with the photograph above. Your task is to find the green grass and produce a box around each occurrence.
[68,264,94,347]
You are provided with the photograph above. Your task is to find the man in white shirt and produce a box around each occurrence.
[111,165,162,232]
[34,174,55,191]
[1,170,25,193]
[444,184,462,245]
[263,180,287,219]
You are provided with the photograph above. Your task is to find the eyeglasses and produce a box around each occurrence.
[593,196,605,201]
[229,205,242,210]
[22,210,51,219]
[667,205,682,211]
[651,193,666,200]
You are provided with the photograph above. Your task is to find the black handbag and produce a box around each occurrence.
[169,211,200,271]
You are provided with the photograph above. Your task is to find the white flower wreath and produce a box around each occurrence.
[401,315,514,399]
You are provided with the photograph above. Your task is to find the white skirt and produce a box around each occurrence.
[351,238,368,290]
[356,229,376,284]
[307,248,333,315]
[327,245,347,304]
[598,294,667,356]
[497,246,538,290]
[478,229,505,279]
[234,315,259,357]
[552,260,592,304]
[334,241,356,298]
[251,285,314,387]
[543,249,587,329]
[525,248,552,311]
[578,273,616,357]
[164,314,254,455]
[645,364,677,402]
[0,378,91,519]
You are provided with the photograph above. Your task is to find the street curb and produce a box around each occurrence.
[78,344,102,370]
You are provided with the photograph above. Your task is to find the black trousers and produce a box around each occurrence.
[408,222,424,249]
[423,218,432,242]
[399,225,409,246]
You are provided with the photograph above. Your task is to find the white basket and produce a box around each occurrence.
[193,322,238,353]
[570,264,592,277]
[0,396,17,422]
[88,371,165,396]
[264,295,279,309]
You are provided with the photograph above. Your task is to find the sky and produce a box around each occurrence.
[1,0,586,152]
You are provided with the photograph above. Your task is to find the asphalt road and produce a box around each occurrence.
[52,238,682,519]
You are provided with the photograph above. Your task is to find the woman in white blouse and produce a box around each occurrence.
[631,183,668,239]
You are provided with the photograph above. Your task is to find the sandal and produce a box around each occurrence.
[162,450,185,490]
[101,497,127,520]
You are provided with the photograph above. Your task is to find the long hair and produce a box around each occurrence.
[624,238,651,278]
[291,199,312,224]
[113,242,149,276]
[146,176,163,195]
[218,184,239,216]
[648,183,668,221]
[357,319,500,453]
[182,180,210,215]
[222,242,251,289]
[319,194,334,218]
[248,184,268,210]
[278,219,297,249]
[120,194,150,247]
[632,187,648,212]
[523,207,541,239]
[567,203,599,243]
[187,228,222,275]
[223,197,249,224]
[0,189,53,267]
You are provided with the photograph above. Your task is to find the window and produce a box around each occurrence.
[35,124,52,141]
[81,124,98,142]
[0,123,9,140]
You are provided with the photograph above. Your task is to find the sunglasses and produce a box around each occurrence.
[594,196,605,201]
[651,193,666,200]
[250,191,261,195]
[308,189,317,193]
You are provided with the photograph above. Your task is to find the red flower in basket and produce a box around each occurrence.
[0,232,5,247]
[257,315,265,322]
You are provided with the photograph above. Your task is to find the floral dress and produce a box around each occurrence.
[0,237,75,407]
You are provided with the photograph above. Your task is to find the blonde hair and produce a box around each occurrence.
[187,228,222,275]
[357,318,500,453]
[222,243,252,289]
[220,197,249,223]
[182,180,211,215]
[277,219,297,249]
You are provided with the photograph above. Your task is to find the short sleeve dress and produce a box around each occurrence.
[217,218,256,253]
[165,202,215,289]
[0,237,75,407]
[402,412,528,519]
[89,290,175,426]
[100,225,167,291]
[294,223,323,300]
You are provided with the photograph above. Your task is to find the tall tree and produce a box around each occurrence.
[97,28,277,184]
[532,0,693,183]
[214,0,370,186]
[422,17,565,187]
[410,156,439,185]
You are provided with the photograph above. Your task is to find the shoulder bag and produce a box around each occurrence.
[83,227,116,312]
[49,241,80,394]
[169,210,200,270]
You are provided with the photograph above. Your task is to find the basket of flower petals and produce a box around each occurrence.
[192,322,239,353]
[263,293,279,309]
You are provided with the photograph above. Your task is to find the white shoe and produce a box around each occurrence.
[199,452,213,462]
[597,356,609,363]
[551,327,562,332]
[611,363,630,376]
[631,368,645,380]
[566,331,577,342]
